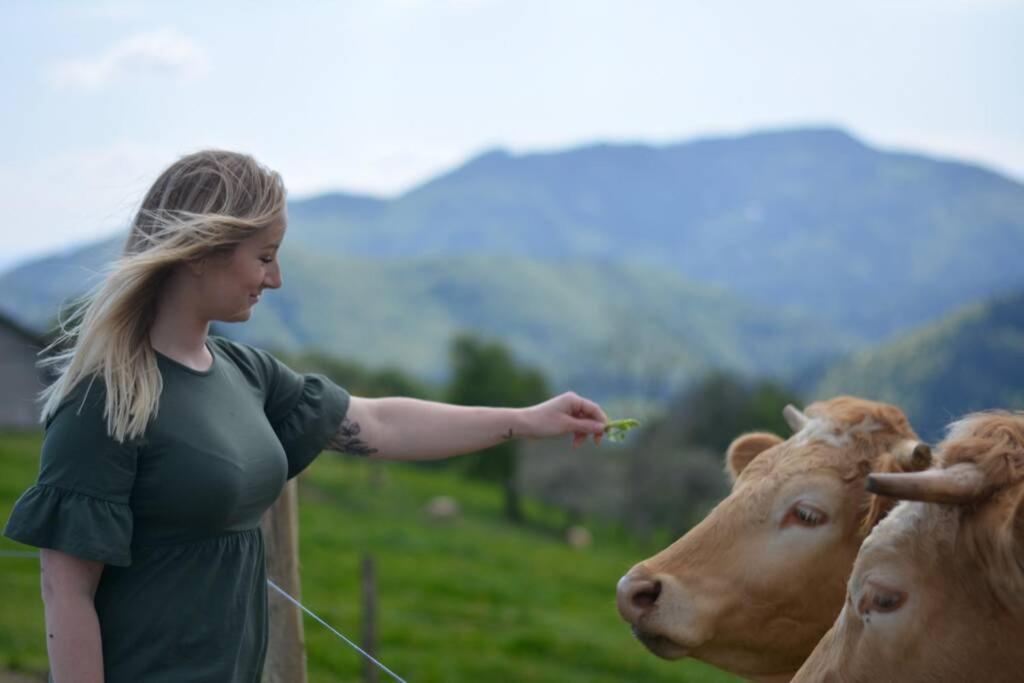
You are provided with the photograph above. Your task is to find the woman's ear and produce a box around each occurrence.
[726,432,784,482]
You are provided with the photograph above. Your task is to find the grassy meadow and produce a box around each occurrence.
[0,431,738,682]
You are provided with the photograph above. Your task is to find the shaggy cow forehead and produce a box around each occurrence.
[740,414,900,486]
[795,416,885,449]
[739,451,859,498]
[859,501,952,565]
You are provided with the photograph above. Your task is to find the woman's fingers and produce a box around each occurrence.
[569,404,605,433]
[566,393,606,448]
[572,394,608,424]
[532,391,606,445]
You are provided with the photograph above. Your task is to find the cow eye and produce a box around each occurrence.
[871,591,905,613]
[859,583,907,616]
[785,503,828,528]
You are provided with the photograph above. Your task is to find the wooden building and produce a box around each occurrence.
[0,312,46,430]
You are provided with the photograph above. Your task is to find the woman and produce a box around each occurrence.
[2,150,608,682]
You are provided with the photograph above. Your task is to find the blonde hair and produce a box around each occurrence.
[40,149,287,442]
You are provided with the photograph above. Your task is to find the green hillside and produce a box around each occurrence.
[0,246,852,398]
[243,251,854,388]
[0,432,738,682]
[815,291,1024,441]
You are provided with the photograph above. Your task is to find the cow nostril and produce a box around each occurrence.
[632,580,662,610]
[617,570,664,623]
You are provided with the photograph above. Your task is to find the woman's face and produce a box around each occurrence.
[199,214,287,323]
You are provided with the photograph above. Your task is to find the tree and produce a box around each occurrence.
[647,371,802,455]
[621,371,802,537]
[446,334,549,523]
[278,350,433,399]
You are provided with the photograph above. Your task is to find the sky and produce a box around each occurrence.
[1,0,1022,273]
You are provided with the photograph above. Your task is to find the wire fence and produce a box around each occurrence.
[1,550,407,682]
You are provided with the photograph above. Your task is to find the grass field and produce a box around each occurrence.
[0,431,738,682]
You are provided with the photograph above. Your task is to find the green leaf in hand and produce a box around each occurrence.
[604,418,640,443]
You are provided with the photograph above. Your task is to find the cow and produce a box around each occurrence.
[616,397,931,682]
[792,411,1024,682]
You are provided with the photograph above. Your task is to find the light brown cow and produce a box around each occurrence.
[793,411,1024,683]
[616,397,930,682]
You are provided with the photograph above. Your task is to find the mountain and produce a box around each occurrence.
[279,127,1024,341]
[285,191,387,246]
[814,291,1024,441]
[0,237,121,330]
[0,240,852,398]
[3,125,1023,398]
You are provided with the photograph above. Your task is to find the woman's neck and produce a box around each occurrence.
[149,274,213,372]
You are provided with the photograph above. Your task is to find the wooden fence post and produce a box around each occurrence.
[362,554,378,683]
[261,478,309,683]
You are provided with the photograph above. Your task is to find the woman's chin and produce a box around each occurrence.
[218,308,253,324]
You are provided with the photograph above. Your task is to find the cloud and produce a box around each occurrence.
[49,29,209,91]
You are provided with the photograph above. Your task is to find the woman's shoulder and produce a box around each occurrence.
[209,334,271,366]
[43,375,137,453]
[46,375,108,429]
[207,335,288,388]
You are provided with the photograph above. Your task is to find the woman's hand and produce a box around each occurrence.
[522,392,609,448]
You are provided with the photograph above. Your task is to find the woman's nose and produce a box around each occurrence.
[264,263,283,289]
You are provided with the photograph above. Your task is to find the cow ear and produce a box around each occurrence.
[727,432,784,481]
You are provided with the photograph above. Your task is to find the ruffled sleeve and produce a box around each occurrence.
[208,337,352,478]
[2,382,138,567]
[270,373,350,479]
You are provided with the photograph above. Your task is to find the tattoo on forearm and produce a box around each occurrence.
[328,417,378,457]
[502,428,515,441]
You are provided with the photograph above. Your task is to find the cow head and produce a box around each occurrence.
[616,397,929,681]
[794,411,1024,683]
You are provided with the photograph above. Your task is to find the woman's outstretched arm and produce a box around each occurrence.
[40,549,105,683]
[329,392,608,461]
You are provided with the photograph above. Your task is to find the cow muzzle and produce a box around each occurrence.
[617,564,700,659]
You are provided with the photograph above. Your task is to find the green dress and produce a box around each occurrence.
[3,336,350,682]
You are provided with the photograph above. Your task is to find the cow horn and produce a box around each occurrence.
[783,404,809,433]
[891,440,932,472]
[866,464,987,504]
